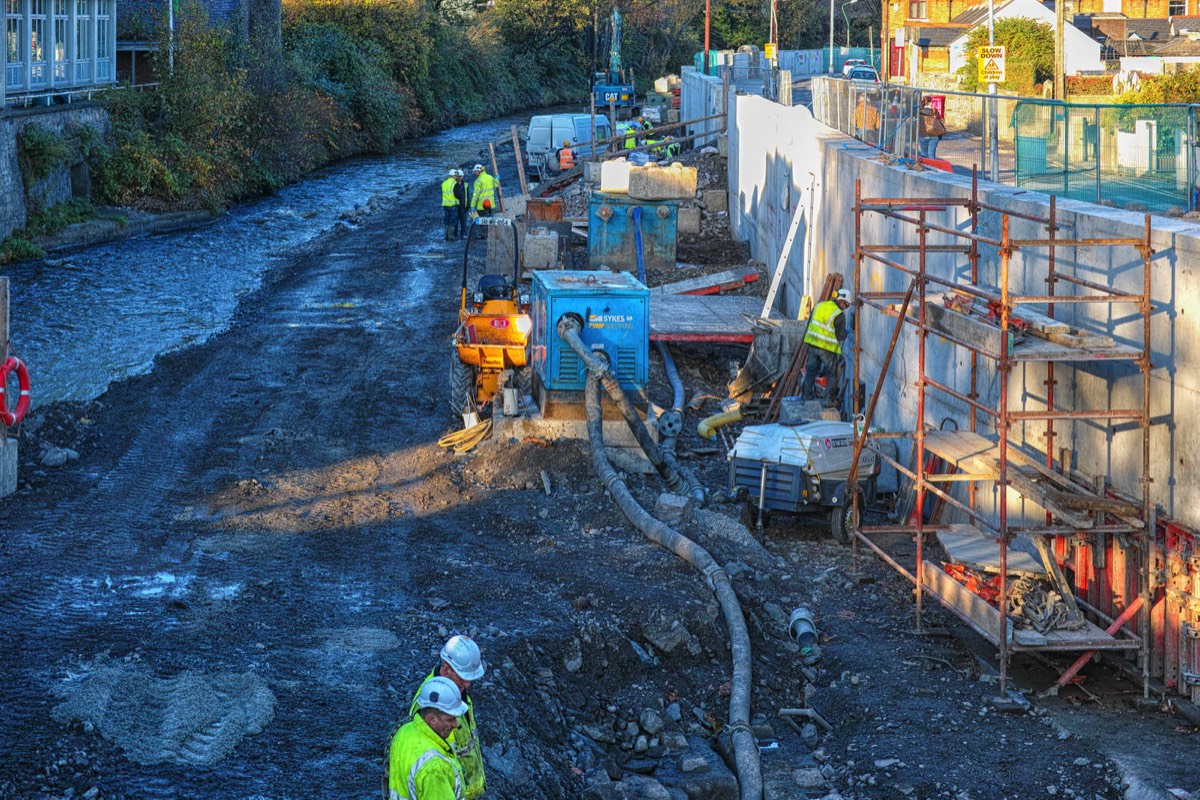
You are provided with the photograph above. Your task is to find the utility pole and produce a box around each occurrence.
[1054,0,1066,99]
[829,0,836,73]
[881,1,889,81]
[988,0,998,182]
[704,0,711,75]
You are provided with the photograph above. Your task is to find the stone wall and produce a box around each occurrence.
[727,92,1200,528]
[0,105,111,239]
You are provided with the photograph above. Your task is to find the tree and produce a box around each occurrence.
[958,18,1052,94]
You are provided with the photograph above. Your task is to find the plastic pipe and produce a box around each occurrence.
[698,409,743,440]
[584,372,763,800]
[788,607,819,646]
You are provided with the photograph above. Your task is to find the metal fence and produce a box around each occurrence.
[810,76,1199,213]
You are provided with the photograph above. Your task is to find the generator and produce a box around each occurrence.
[530,270,649,393]
[728,420,878,540]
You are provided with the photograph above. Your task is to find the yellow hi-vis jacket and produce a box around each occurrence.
[441,177,458,207]
[471,171,498,211]
[411,670,484,799]
[804,299,845,354]
[387,713,464,800]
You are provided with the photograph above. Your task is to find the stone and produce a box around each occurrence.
[634,735,649,753]
[506,193,528,217]
[625,721,640,739]
[794,768,827,789]
[1073,757,1090,767]
[701,189,728,213]
[661,731,688,751]
[679,755,708,773]
[665,703,682,723]
[655,736,737,800]
[642,617,693,655]
[873,759,904,769]
[627,163,698,201]
[677,207,701,235]
[40,445,78,468]
[582,774,673,800]
[654,493,695,525]
[581,723,616,744]
[585,162,603,183]
[523,228,559,271]
[640,708,665,736]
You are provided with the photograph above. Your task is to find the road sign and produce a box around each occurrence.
[764,42,777,60]
[978,46,1006,83]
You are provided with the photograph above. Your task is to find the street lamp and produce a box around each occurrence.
[841,0,860,48]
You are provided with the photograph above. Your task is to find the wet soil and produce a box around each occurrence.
[0,138,1194,800]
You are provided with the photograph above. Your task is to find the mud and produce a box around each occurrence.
[0,131,1194,800]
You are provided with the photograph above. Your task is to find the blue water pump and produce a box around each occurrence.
[531,270,649,392]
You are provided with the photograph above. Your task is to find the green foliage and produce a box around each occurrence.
[18,126,72,187]
[1117,70,1200,104]
[959,18,1053,94]
[0,235,46,264]
[25,198,97,236]
[1066,75,1114,97]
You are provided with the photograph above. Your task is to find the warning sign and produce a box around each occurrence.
[764,42,777,60]
[978,46,1006,83]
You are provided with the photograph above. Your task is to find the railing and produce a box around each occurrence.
[810,76,1199,213]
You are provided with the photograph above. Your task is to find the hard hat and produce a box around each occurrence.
[440,635,486,681]
[415,676,469,716]
[473,164,484,172]
[563,141,571,147]
[835,288,852,302]
[482,199,492,210]
[448,168,456,176]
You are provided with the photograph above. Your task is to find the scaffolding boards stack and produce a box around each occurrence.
[847,177,1154,697]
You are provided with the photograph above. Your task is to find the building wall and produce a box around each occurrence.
[728,92,1200,532]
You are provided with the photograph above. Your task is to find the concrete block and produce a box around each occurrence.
[584,161,602,183]
[506,193,528,217]
[677,206,701,235]
[702,189,728,213]
[717,134,728,157]
[0,437,16,498]
[523,228,559,270]
[628,163,698,201]
[655,492,695,524]
[667,109,680,124]
[601,159,631,194]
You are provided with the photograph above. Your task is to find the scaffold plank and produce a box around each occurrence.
[936,524,1047,576]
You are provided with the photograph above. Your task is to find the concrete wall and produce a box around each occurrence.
[727,92,1200,527]
[0,105,110,238]
[680,68,727,148]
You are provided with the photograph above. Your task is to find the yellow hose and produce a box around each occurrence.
[437,418,493,453]
[697,409,743,440]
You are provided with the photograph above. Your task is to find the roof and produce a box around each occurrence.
[910,24,970,46]
[1151,36,1200,56]
[1125,18,1172,41]
[951,0,1016,28]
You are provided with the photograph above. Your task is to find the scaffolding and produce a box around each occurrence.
[846,175,1155,698]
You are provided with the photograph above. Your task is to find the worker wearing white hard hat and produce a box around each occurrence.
[470,165,498,218]
[800,287,853,411]
[409,636,487,798]
[387,675,467,799]
[440,168,459,242]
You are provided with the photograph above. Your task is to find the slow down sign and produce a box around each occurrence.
[979,46,1006,83]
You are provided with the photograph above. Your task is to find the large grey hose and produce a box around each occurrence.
[558,316,705,504]
[584,371,762,800]
[656,340,685,415]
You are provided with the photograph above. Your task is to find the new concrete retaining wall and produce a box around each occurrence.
[727,92,1200,528]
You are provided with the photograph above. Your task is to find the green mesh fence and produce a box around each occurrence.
[1012,99,1197,213]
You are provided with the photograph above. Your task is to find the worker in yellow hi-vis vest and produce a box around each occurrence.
[800,288,852,410]
[409,636,487,799]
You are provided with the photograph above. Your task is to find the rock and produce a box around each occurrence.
[581,723,616,744]
[564,639,584,673]
[873,759,904,769]
[642,616,693,655]
[661,731,688,751]
[623,758,659,775]
[40,446,78,467]
[640,709,665,736]
[679,755,708,773]
[677,207,701,235]
[1073,757,1090,767]
[582,774,673,800]
[654,492,695,524]
[1047,786,1058,796]
[794,768,827,789]
[656,736,737,800]
[635,735,649,753]
[665,702,681,723]
[483,742,532,785]
[625,721,640,739]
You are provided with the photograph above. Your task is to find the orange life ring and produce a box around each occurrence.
[0,356,31,426]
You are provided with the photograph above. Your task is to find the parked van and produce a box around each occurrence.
[526,114,612,176]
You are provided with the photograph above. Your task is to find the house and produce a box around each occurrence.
[945,0,1105,74]
[3,0,118,103]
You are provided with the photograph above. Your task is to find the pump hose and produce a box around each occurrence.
[584,370,763,800]
[558,316,703,503]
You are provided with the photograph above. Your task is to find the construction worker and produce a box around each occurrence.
[410,636,487,799]
[800,288,852,409]
[471,164,498,216]
[558,141,575,171]
[440,168,458,241]
[622,124,637,151]
[387,676,467,800]
[453,169,470,240]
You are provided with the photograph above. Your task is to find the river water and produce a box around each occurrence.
[0,113,532,407]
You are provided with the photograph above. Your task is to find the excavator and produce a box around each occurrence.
[592,8,638,119]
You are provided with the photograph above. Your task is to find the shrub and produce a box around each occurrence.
[18,126,72,187]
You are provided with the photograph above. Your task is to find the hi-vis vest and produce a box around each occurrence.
[804,300,844,354]
[386,714,464,800]
[441,177,457,207]
[471,171,498,211]
[411,670,485,799]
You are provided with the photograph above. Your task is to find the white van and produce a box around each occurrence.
[526,114,612,176]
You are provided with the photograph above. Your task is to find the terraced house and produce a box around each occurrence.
[4,0,116,102]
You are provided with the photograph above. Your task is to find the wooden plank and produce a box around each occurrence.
[1046,330,1116,349]
[1012,617,1140,650]
[921,560,1012,644]
[937,524,1047,576]
[1008,467,1096,529]
[649,294,778,343]
[651,269,757,296]
[923,302,1013,359]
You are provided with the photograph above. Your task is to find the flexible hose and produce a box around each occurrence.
[584,372,763,800]
[698,409,743,440]
[437,419,493,453]
[656,340,685,415]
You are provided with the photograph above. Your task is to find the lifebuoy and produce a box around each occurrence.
[0,356,31,426]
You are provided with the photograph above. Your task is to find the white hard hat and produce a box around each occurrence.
[452,169,463,177]
[448,168,456,176]
[473,164,485,172]
[415,676,468,716]
[835,288,852,302]
[440,634,486,681]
